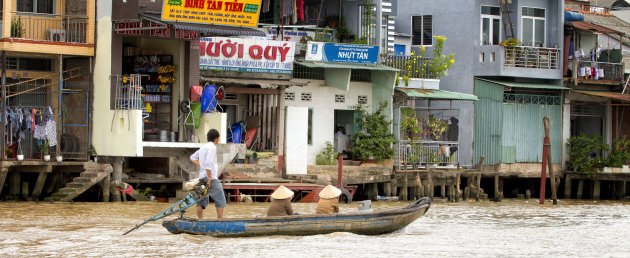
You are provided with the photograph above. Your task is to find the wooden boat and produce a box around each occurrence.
[161,197,432,237]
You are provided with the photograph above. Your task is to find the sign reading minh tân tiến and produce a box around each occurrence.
[162,0,261,27]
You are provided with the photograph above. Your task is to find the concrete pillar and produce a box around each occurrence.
[384,182,391,197]
[401,174,408,201]
[440,184,446,198]
[102,175,110,202]
[21,182,29,200]
[111,185,121,202]
[32,172,48,201]
[525,189,531,199]
[112,156,123,182]
[564,175,572,199]
[9,172,20,195]
[370,183,379,200]
[593,179,601,200]
[577,180,584,199]
[45,173,62,194]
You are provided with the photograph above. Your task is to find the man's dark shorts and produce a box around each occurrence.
[197,179,227,209]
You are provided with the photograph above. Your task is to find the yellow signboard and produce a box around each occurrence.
[161,0,261,27]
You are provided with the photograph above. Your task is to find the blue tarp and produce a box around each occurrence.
[565,11,584,22]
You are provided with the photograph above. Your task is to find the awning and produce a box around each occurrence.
[397,88,479,101]
[478,78,569,90]
[200,77,308,89]
[294,61,399,72]
[569,21,620,34]
[573,90,630,102]
[140,13,266,37]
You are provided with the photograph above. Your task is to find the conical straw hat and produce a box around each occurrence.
[319,185,342,199]
[270,185,294,199]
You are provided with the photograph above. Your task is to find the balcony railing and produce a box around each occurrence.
[383,55,436,79]
[397,140,459,169]
[10,12,88,44]
[503,46,560,69]
[572,60,624,83]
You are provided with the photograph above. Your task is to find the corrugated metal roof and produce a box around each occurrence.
[477,79,569,90]
[570,21,620,34]
[294,61,399,72]
[574,90,630,102]
[583,12,630,36]
[396,88,478,101]
[140,13,266,37]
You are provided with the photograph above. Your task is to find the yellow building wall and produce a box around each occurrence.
[92,15,142,157]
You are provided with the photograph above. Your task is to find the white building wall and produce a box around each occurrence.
[285,106,308,174]
[285,79,373,165]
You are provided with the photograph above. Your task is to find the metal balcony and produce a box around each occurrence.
[503,46,560,69]
[9,12,88,44]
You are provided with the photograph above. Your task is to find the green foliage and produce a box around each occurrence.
[87,144,97,156]
[351,102,395,161]
[605,137,630,167]
[399,35,454,81]
[400,108,421,140]
[500,38,521,47]
[136,184,153,198]
[351,37,368,45]
[395,75,400,86]
[11,18,24,38]
[428,115,448,140]
[41,140,50,155]
[568,134,609,176]
[315,141,337,165]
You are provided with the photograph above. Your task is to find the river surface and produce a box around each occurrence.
[1,199,629,257]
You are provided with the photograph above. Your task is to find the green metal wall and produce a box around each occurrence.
[473,80,504,164]
[502,103,561,163]
[474,79,562,165]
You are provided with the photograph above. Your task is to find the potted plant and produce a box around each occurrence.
[351,102,395,164]
[11,18,24,38]
[41,140,51,161]
[16,147,24,161]
[87,144,97,162]
[315,141,337,165]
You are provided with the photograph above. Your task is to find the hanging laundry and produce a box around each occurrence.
[292,0,298,24]
[297,0,304,22]
[283,0,295,23]
[569,40,574,59]
[598,68,605,78]
[44,119,57,147]
[593,67,599,80]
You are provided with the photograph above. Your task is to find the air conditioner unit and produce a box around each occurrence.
[47,29,66,42]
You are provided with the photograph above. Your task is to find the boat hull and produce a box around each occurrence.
[162,198,431,237]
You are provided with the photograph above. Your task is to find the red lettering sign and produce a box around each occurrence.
[116,22,143,35]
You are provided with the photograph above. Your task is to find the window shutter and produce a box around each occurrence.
[422,15,433,46]
[412,16,423,45]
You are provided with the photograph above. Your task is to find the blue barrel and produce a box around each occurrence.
[229,123,243,144]
[201,85,218,113]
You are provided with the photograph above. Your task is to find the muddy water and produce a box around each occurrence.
[1,200,630,257]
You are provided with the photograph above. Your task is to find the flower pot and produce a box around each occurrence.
[44,155,51,161]
[603,167,613,173]
[403,78,440,90]
[17,154,24,161]
[613,167,623,173]
[56,156,63,162]
[377,158,394,167]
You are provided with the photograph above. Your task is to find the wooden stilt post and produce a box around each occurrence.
[456,172,461,202]
[441,184,446,199]
[427,170,434,198]
[32,172,48,201]
[9,172,20,195]
[475,156,485,201]
[21,182,29,200]
[416,175,423,198]
[564,175,572,199]
[545,118,557,204]
[593,179,601,200]
[401,173,408,201]
[384,182,391,197]
[111,185,121,202]
[102,175,110,202]
[45,172,61,194]
[577,180,584,199]
[0,169,8,194]
[494,174,502,202]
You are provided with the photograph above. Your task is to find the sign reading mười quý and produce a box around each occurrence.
[162,0,261,27]
[305,42,379,64]
[199,37,295,74]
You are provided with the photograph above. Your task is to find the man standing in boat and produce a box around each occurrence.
[190,129,227,219]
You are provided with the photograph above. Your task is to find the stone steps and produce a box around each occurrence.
[49,162,113,202]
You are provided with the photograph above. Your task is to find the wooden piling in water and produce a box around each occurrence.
[456,173,461,202]
[21,182,29,200]
[564,175,572,199]
[10,172,20,195]
[494,174,502,202]
[427,170,434,198]
[0,169,8,195]
[401,173,408,201]
[577,180,584,199]
[102,175,110,202]
[32,172,48,201]
[525,189,531,199]
[441,184,446,199]
[384,182,391,197]
[593,179,601,200]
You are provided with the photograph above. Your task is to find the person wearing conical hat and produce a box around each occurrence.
[267,185,295,217]
[316,185,342,214]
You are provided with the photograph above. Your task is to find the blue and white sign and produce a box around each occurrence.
[305,42,379,64]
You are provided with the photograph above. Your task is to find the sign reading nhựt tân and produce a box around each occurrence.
[162,0,261,27]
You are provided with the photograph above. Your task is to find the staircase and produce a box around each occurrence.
[498,0,516,40]
[46,162,113,202]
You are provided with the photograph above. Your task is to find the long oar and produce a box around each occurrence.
[122,193,199,235]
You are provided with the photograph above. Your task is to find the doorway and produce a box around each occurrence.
[334,110,355,157]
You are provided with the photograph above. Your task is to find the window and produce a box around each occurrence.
[358,95,368,104]
[285,92,295,101]
[335,94,345,103]
[521,7,545,47]
[359,4,377,45]
[17,0,54,13]
[301,92,312,101]
[412,15,432,46]
[307,108,313,145]
[481,6,501,45]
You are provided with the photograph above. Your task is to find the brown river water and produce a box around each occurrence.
[1,199,629,257]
